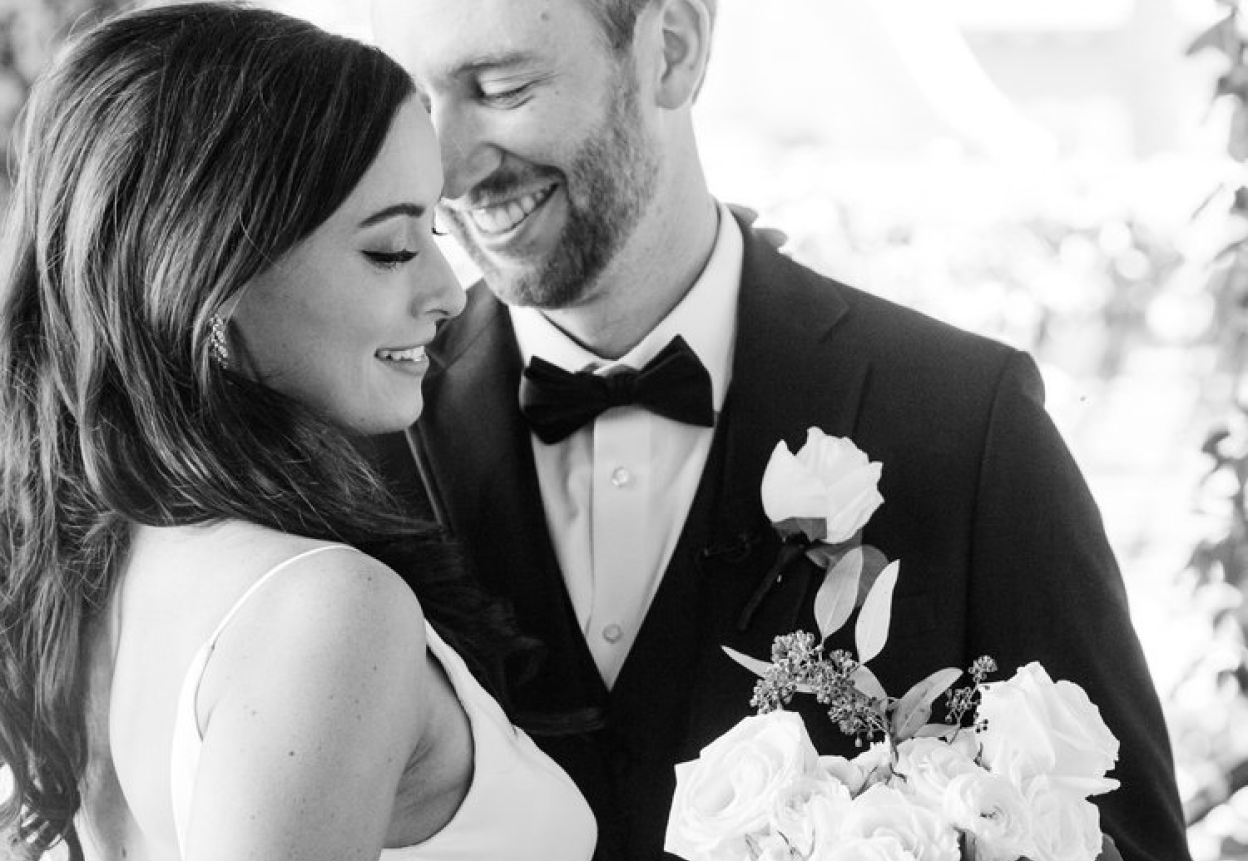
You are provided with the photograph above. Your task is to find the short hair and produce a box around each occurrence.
[585,0,654,51]
[585,0,717,60]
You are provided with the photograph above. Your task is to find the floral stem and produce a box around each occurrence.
[737,538,809,632]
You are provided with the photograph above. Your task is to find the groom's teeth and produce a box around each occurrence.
[377,346,427,362]
[468,187,552,235]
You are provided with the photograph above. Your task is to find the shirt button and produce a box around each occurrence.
[611,467,633,488]
[602,624,624,644]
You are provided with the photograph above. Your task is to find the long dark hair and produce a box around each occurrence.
[0,4,525,856]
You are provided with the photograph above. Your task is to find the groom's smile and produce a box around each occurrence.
[460,183,558,237]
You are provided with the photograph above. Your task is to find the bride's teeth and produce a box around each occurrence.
[468,187,551,235]
[377,346,427,362]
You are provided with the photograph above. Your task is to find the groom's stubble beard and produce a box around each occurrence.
[444,60,660,310]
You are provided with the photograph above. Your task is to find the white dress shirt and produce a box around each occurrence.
[510,203,743,688]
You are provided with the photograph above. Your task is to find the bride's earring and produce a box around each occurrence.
[209,314,229,368]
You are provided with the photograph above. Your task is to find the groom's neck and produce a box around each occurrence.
[540,183,720,362]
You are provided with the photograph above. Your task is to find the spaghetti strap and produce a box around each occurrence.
[170,542,361,853]
[203,544,359,650]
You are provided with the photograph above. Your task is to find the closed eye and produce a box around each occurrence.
[364,250,418,270]
[479,82,533,109]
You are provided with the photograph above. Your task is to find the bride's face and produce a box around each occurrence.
[230,99,464,435]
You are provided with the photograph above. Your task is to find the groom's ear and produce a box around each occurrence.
[650,0,714,109]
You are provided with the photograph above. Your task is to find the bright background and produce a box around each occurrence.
[1,0,1246,857]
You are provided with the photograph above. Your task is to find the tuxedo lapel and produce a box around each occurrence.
[627,222,876,748]
[411,286,607,710]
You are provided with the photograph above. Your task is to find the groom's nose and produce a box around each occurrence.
[431,103,502,201]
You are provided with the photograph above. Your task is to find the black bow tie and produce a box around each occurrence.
[519,335,715,444]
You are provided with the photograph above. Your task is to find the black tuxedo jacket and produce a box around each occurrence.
[379,218,1190,861]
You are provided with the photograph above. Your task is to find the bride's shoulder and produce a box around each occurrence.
[220,521,425,630]
[133,520,428,659]
[182,522,433,732]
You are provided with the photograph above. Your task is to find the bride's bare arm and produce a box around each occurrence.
[184,552,431,861]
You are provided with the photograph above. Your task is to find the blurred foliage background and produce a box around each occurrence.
[1,0,1247,857]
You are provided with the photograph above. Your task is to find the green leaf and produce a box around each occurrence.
[812,547,862,640]
[914,723,960,741]
[722,645,773,678]
[774,517,827,543]
[855,560,899,663]
[852,665,887,703]
[853,544,893,607]
[890,667,963,741]
[1186,13,1239,58]
[723,645,817,694]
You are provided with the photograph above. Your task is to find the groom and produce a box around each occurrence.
[371,0,1191,859]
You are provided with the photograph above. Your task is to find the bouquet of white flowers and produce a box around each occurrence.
[664,430,1120,861]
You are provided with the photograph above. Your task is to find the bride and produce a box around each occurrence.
[0,3,596,859]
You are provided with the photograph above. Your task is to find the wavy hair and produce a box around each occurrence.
[0,4,526,856]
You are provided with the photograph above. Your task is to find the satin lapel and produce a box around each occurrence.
[688,223,875,743]
[410,286,607,707]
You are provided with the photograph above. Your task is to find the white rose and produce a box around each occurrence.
[839,784,961,861]
[977,663,1120,796]
[814,836,917,861]
[818,754,869,797]
[892,737,980,814]
[1020,775,1104,861]
[755,831,799,861]
[848,742,894,791]
[760,428,884,543]
[771,776,854,856]
[942,770,1034,861]
[665,711,819,861]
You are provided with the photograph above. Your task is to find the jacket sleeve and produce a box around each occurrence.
[967,351,1190,861]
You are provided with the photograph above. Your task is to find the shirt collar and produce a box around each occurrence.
[510,201,742,411]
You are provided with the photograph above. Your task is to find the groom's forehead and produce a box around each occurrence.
[374,0,609,75]
[373,0,605,39]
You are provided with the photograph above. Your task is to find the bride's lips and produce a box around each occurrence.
[375,345,429,376]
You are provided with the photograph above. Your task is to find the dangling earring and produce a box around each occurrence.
[209,314,229,368]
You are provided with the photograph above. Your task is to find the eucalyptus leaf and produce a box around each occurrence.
[854,560,899,663]
[853,544,892,608]
[722,645,773,679]
[812,547,862,640]
[914,723,960,741]
[773,517,826,543]
[851,665,887,704]
[1186,13,1237,58]
[890,667,963,741]
[722,645,817,694]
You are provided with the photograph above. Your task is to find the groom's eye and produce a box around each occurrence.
[479,82,532,108]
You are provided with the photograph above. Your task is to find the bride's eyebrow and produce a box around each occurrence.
[358,204,426,229]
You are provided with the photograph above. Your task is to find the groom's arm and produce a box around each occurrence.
[968,352,1190,861]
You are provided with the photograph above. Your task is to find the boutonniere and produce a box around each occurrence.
[738,428,891,632]
[667,428,1121,861]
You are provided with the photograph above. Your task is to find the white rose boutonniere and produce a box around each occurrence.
[761,428,884,544]
[738,429,891,637]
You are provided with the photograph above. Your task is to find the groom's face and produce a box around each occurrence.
[374,0,660,310]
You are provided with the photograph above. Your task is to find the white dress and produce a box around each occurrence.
[168,545,597,860]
